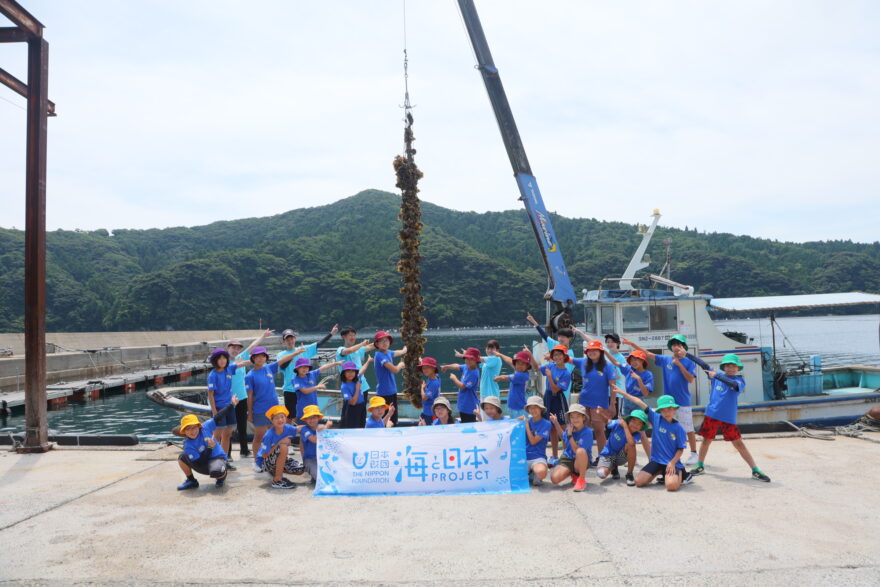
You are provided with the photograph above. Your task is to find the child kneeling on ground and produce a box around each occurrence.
[596,409,648,486]
[174,400,237,490]
[256,405,305,489]
[522,395,552,486]
[300,404,331,484]
[549,403,593,492]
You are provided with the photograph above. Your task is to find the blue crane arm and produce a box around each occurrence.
[457,0,577,309]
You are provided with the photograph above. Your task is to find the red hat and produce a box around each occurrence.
[417,357,438,371]
[585,340,604,352]
[513,350,533,369]
[627,349,648,366]
[463,347,483,363]
[373,330,393,345]
[550,344,571,362]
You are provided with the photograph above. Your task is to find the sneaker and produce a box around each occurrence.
[752,470,771,483]
[226,455,234,463]
[685,453,699,466]
[692,465,705,475]
[610,467,620,480]
[527,470,535,486]
[547,456,559,467]
[271,477,296,489]
[215,477,226,488]
[682,471,695,486]
[625,473,635,486]
[591,457,599,467]
[226,461,237,471]
[656,475,665,485]
[177,478,199,491]
[572,476,587,492]
[252,463,263,473]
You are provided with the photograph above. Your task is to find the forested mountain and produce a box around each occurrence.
[1,189,878,332]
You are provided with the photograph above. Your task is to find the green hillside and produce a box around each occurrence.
[1,189,878,332]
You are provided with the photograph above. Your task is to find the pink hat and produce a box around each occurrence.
[417,357,438,371]
[373,330,393,345]
[463,348,482,363]
[513,350,533,370]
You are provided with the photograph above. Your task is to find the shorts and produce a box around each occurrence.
[459,413,478,424]
[640,460,683,478]
[555,456,577,474]
[698,415,742,441]
[213,404,237,429]
[597,450,628,469]
[544,390,568,426]
[303,458,318,481]
[341,402,367,429]
[527,458,547,470]
[283,392,297,421]
[179,453,227,478]
[252,412,271,428]
[676,406,695,433]
[264,445,304,474]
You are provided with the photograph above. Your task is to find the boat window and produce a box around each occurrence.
[649,304,678,331]
[622,305,650,332]
[600,306,615,334]
[583,306,597,334]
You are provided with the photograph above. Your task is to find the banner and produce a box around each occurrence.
[314,420,529,497]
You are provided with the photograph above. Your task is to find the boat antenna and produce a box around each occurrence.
[394,0,426,410]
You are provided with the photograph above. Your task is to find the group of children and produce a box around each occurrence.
[173,320,771,491]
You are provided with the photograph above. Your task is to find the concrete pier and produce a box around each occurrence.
[0,434,877,585]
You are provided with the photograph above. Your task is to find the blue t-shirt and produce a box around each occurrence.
[572,358,616,409]
[654,355,696,407]
[341,381,364,405]
[293,368,321,419]
[207,364,238,410]
[525,417,551,460]
[278,343,318,392]
[600,419,642,456]
[546,336,575,395]
[336,345,370,392]
[705,374,745,425]
[506,371,531,411]
[562,425,594,460]
[646,407,687,468]
[245,362,280,418]
[608,351,626,384]
[454,364,481,414]
[540,363,571,396]
[422,377,441,417]
[256,423,298,459]
[365,415,386,429]
[479,356,503,399]
[231,349,251,401]
[182,418,226,461]
[619,364,654,398]
[300,425,318,460]
[374,351,398,397]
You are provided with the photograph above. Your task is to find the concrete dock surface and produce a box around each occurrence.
[0,434,878,585]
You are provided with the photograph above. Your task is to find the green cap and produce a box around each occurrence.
[625,409,650,428]
[720,353,743,369]
[666,334,688,351]
[656,395,679,410]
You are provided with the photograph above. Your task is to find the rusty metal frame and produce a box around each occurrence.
[0,0,53,452]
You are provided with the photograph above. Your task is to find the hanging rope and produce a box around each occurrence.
[393,0,426,409]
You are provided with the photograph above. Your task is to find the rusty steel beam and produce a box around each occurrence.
[21,36,50,453]
[0,65,54,115]
[0,0,43,38]
[0,26,28,42]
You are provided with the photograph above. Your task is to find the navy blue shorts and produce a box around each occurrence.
[544,390,568,425]
[213,404,237,429]
[252,412,271,428]
[640,460,683,478]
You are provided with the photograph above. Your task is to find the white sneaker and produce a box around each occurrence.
[252,463,263,473]
[685,453,699,466]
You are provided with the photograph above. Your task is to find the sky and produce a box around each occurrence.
[1,1,878,243]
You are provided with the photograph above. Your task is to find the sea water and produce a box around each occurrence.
[2,315,877,441]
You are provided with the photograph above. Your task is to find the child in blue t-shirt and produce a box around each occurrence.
[495,349,537,418]
[418,357,441,426]
[441,347,482,423]
[604,349,654,459]
[428,396,456,425]
[595,410,648,486]
[572,339,617,458]
[245,346,299,465]
[300,404,331,484]
[528,313,576,399]
[291,357,342,422]
[617,389,693,492]
[688,353,771,482]
[365,396,395,429]
[256,405,304,489]
[174,401,237,490]
[206,348,250,466]
[339,357,373,429]
[475,396,507,422]
[540,345,573,465]
[549,403,593,492]
[372,330,407,426]
[522,395,552,485]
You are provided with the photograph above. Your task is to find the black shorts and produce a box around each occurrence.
[459,413,478,423]
[283,392,297,421]
[640,460,683,478]
[340,402,367,429]
[544,390,568,426]
[179,453,227,478]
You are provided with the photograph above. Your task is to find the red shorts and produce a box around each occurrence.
[698,415,741,441]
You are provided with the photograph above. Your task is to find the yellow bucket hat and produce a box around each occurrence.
[179,414,200,433]
[266,404,290,419]
[368,396,387,410]
[301,404,323,420]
